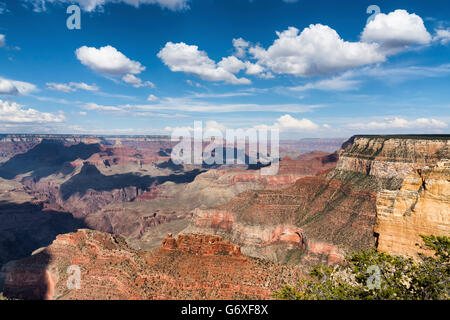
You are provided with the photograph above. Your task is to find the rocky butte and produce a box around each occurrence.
[1,230,302,300]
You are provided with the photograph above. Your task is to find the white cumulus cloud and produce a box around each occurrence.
[249,25,385,77]
[434,28,450,45]
[70,82,99,91]
[122,74,155,88]
[0,99,65,123]
[46,82,74,93]
[76,45,145,76]
[0,78,37,95]
[361,9,432,54]
[254,114,319,131]
[76,45,153,87]
[157,42,251,85]
[218,56,246,74]
[147,94,159,101]
[232,37,250,58]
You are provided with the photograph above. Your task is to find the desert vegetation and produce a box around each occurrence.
[275,235,449,300]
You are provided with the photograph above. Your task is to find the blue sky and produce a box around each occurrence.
[0,0,449,138]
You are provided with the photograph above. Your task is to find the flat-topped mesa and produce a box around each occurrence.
[336,135,449,180]
[161,233,242,257]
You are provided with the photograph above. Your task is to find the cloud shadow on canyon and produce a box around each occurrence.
[59,163,205,200]
[0,140,101,181]
[0,200,87,270]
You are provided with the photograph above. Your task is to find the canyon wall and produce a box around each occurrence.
[0,138,338,271]
[184,175,376,267]
[375,159,450,257]
[185,135,450,267]
[336,135,449,182]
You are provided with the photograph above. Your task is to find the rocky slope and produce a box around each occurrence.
[1,230,302,300]
[375,159,450,257]
[184,176,375,267]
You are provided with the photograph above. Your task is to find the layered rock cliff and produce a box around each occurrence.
[335,135,449,191]
[184,175,374,267]
[88,152,338,250]
[374,159,450,257]
[184,135,450,267]
[1,230,302,300]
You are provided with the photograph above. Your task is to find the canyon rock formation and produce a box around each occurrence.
[185,135,449,268]
[0,134,449,300]
[0,136,340,272]
[336,135,449,188]
[1,230,302,300]
[185,176,374,267]
[375,159,450,257]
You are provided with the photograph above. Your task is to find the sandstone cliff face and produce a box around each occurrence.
[337,135,449,181]
[1,230,302,300]
[374,160,450,257]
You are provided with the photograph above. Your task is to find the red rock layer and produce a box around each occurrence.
[161,233,242,257]
[2,229,302,300]
[189,175,377,266]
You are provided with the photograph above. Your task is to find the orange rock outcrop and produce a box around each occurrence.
[161,233,242,257]
[374,160,450,257]
[1,229,302,300]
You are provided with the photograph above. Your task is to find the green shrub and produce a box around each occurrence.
[274,235,449,300]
